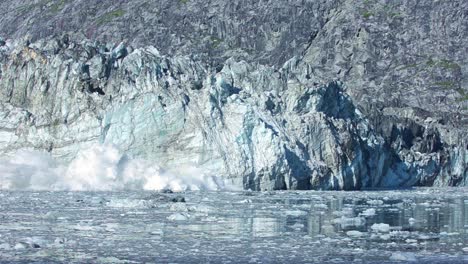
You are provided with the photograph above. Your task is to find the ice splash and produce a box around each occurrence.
[0,144,231,191]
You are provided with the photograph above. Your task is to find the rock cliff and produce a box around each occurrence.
[0,0,466,189]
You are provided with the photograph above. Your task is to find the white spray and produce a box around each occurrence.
[0,144,230,192]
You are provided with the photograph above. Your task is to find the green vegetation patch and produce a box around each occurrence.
[426,58,460,70]
[439,59,460,70]
[49,0,67,13]
[426,58,436,67]
[362,11,373,19]
[390,12,402,18]
[210,36,223,48]
[96,9,125,25]
[455,88,468,102]
[433,81,456,88]
[14,0,71,15]
[398,63,419,71]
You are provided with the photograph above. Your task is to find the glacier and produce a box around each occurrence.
[0,36,465,190]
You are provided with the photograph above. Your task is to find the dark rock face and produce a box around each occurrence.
[0,0,466,189]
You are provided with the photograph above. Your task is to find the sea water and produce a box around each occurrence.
[0,188,466,263]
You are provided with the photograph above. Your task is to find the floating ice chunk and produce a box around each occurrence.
[389,252,417,262]
[297,204,311,209]
[366,200,384,205]
[290,223,304,230]
[107,199,145,208]
[333,216,366,228]
[167,213,189,221]
[14,242,27,250]
[169,203,188,212]
[371,223,390,233]
[360,208,376,217]
[97,257,126,263]
[17,237,44,249]
[408,218,416,225]
[103,223,119,232]
[0,243,10,250]
[346,230,364,237]
[202,216,218,222]
[463,247,468,252]
[284,210,307,217]
[380,234,390,240]
[90,197,110,205]
[389,231,410,239]
[189,204,214,213]
[54,238,67,247]
[72,225,97,231]
[418,234,431,240]
[313,203,328,209]
[43,211,59,220]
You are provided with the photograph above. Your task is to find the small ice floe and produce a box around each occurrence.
[71,224,97,231]
[366,199,384,205]
[43,211,59,220]
[188,204,214,213]
[296,204,311,210]
[14,242,28,250]
[143,193,186,203]
[389,252,417,262]
[333,216,366,228]
[103,223,119,232]
[290,223,305,230]
[97,257,127,263]
[313,203,328,209]
[408,218,416,225]
[169,203,189,212]
[54,237,67,247]
[90,197,110,205]
[201,216,218,222]
[462,247,468,252]
[371,223,390,233]
[0,243,11,250]
[238,199,252,204]
[167,213,189,221]
[284,210,307,217]
[14,237,43,250]
[346,230,364,237]
[380,234,391,241]
[107,199,145,208]
[417,234,438,241]
[389,231,411,240]
[360,208,376,217]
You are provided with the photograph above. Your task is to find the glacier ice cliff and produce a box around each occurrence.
[0,0,466,190]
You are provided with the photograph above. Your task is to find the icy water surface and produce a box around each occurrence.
[0,188,467,263]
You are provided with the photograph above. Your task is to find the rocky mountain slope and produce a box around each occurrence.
[0,0,466,190]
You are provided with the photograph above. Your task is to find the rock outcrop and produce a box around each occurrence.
[0,0,466,189]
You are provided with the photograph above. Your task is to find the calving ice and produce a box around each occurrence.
[0,0,466,263]
[0,144,230,191]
